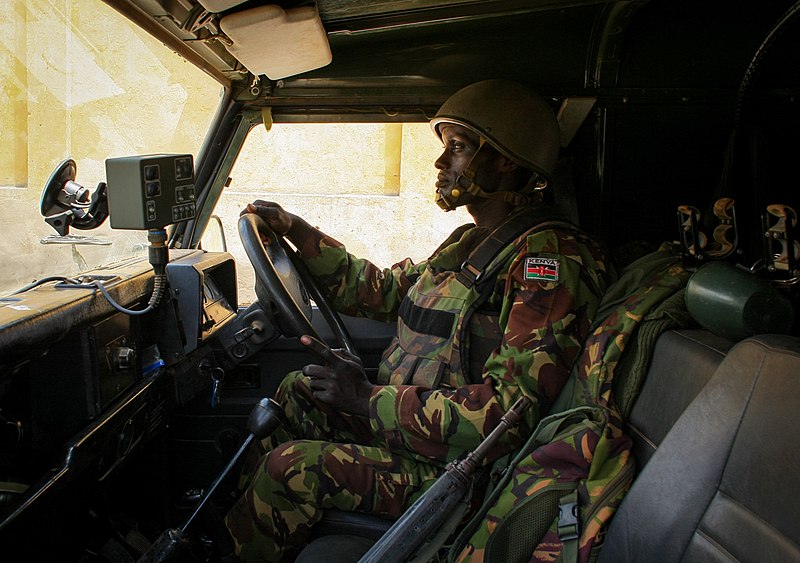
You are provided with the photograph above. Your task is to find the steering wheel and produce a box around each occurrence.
[238,213,358,356]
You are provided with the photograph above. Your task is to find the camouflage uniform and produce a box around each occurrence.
[225,205,609,562]
[451,248,690,562]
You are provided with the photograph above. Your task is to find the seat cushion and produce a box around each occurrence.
[600,335,800,562]
[296,534,375,563]
[307,509,392,541]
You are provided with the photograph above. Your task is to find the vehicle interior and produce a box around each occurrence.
[1,0,799,561]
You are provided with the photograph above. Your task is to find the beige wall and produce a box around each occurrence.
[215,121,472,304]
[0,0,471,300]
[0,1,27,187]
[0,0,220,293]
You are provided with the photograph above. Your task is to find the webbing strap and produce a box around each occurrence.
[455,206,572,288]
[558,490,580,562]
[457,140,546,208]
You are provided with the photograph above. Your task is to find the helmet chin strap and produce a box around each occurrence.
[435,140,547,212]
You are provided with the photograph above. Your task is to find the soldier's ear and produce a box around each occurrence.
[494,154,519,173]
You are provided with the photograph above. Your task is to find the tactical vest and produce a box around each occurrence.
[376,208,573,389]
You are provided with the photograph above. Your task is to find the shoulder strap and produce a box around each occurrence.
[455,206,574,288]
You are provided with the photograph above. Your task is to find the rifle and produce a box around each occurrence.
[358,396,531,563]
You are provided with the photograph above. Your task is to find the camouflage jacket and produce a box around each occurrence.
[451,248,690,563]
[298,208,609,465]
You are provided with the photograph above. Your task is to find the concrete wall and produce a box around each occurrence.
[215,122,472,303]
[0,0,471,301]
[0,0,221,293]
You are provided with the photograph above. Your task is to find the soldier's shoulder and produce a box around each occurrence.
[518,222,603,255]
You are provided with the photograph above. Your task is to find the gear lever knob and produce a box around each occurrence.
[248,397,287,439]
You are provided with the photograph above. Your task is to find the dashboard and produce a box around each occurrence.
[0,249,242,544]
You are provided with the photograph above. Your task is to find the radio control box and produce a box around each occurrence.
[105,154,196,230]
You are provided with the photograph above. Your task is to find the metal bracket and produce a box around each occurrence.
[677,198,739,267]
[763,204,799,276]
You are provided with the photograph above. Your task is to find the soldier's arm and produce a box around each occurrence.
[299,230,426,322]
[298,221,479,320]
[244,199,426,321]
[368,229,608,464]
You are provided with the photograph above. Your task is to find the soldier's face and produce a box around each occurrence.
[434,123,480,206]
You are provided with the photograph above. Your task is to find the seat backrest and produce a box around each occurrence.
[599,334,800,562]
[626,328,733,468]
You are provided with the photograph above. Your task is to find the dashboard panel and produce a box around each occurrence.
[0,249,241,547]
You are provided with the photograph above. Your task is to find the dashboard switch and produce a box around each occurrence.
[113,347,136,371]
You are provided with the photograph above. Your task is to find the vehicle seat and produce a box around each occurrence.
[599,334,800,562]
[624,328,733,468]
[306,509,392,542]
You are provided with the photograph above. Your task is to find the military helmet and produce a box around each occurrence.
[431,79,560,183]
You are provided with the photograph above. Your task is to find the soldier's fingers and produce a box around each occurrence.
[306,378,334,403]
[302,364,331,379]
[333,348,363,367]
[241,202,266,217]
[312,390,333,405]
[248,199,276,210]
[300,335,343,366]
[306,375,331,391]
[241,201,280,222]
[249,202,274,215]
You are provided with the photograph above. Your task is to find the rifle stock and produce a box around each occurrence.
[358,396,531,563]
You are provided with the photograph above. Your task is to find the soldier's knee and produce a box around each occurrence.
[265,440,311,482]
[274,370,305,404]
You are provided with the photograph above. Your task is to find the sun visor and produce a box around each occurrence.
[219,5,332,80]
[196,0,248,11]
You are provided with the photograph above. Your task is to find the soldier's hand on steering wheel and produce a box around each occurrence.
[241,200,295,236]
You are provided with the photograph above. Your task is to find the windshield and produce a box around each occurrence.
[0,0,221,296]
[215,122,473,304]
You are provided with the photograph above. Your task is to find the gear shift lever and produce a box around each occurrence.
[139,398,286,562]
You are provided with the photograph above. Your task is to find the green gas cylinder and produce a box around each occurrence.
[686,261,795,341]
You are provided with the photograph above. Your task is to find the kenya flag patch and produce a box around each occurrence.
[525,257,559,282]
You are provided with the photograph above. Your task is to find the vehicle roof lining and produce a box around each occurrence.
[103,0,626,93]
[104,0,800,106]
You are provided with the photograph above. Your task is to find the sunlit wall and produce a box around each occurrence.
[0,0,470,301]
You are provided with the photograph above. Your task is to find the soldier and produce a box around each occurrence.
[224,79,610,562]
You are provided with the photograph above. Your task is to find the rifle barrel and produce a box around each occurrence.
[358,395,532,563]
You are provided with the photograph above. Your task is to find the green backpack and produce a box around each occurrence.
[447,247,690,563]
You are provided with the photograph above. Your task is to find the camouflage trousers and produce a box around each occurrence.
[224,371,443,562]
